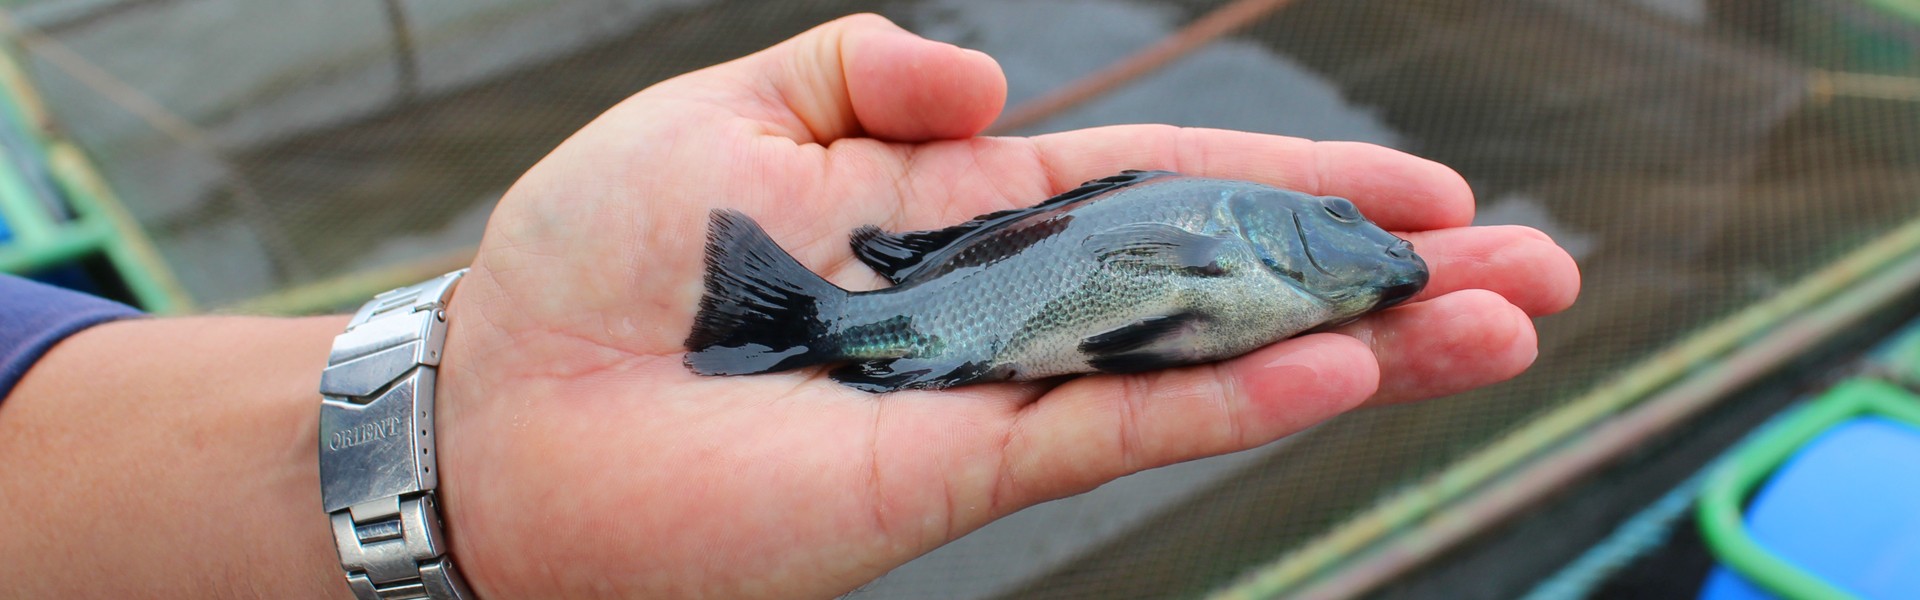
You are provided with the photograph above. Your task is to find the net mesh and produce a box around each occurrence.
[10,0,1919,598]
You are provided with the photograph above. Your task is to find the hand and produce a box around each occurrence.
[437,14,1579,599]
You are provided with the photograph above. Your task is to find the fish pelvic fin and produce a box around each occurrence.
[684,209,848,376]
[1081,312,1207,374]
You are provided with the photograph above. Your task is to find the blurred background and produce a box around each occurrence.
[4,0,1919,598]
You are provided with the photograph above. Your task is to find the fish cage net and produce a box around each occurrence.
[8,0,1920,598]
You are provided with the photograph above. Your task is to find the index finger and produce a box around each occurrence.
[1025,125,1475,231]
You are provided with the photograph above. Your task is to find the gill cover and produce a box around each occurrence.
[1230,190,1427,310]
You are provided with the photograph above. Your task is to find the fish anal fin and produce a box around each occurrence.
[849,170,1181,283]
[1085,223,1230,276]
[829,358,995,393]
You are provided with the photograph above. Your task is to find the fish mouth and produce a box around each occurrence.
[1376,279,1422,309]
[1375,261,1428,309]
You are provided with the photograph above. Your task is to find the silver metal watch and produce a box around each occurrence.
[319,269,474,600]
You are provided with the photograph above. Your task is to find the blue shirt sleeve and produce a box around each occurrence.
[1,273,142,399]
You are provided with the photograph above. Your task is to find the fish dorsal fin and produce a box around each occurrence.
[851,170,1180,283]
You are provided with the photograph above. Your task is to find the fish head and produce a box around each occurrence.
[1231,190,1429,318]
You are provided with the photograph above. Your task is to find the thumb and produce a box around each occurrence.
[674,13,1008,144]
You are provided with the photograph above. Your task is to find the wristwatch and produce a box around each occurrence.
[318,270,474,599]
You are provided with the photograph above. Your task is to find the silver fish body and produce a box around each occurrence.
[685,170,1427,392]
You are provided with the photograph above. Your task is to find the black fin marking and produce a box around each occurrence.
[850,170,1180,283]
[1088,351,1191,374]
[684,209,848,376]
[1084,223,1230,276]
[849,225,941,284]
[1079,312,1204,357]
[829,359,994,393]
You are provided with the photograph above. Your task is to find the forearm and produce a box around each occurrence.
[0,315,354,599]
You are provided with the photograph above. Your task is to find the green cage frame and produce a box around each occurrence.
[1696,378,1920,600]
[0,39,190,313]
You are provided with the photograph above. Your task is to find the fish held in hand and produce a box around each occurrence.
[683,170,1428,393]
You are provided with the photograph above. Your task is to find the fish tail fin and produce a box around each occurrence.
[684,209,848,375]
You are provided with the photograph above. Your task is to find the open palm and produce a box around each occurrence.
[432,14,1579,599]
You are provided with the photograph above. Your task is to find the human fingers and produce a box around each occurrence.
[988,333,1379,509]
[1023,127,1474,231]
[1397,225,1581,316]
[1335,289,1539,405]
[658,13,1007,144]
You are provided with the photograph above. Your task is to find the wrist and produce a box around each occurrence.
[0,315,355,599]
[319,270,475,599]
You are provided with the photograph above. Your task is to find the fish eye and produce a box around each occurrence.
[1323,198,1361,222]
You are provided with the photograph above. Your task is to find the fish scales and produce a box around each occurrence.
[683,171,1428,392]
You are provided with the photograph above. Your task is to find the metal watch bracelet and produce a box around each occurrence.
[319,270,474,600]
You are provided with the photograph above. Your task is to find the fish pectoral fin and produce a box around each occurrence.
[1084,223,1230,276]
[829,358,995,393]
[1079,312,1205,360]
[849,170,1181,283]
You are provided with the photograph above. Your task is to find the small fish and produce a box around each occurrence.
[684,170,1427,393]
